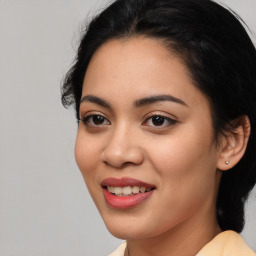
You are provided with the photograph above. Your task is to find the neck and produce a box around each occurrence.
[125,209,221,256]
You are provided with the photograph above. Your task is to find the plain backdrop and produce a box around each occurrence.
[0,0,255,255]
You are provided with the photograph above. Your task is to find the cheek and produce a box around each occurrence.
[142,135,218,235]
[149,135,210,175]
[147,126,218,203]
[74,130,109,214]
[74,131,101,186]
[151,121,217,173]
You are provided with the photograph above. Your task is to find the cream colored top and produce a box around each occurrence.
[109,231,255,256]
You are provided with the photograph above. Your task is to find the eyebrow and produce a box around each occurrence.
[134,94,187,107]
[80,94,187,109]
[80,95,112,109]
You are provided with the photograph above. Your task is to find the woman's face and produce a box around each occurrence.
[75,37,222,240]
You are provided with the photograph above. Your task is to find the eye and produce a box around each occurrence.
[143,114,176,128]
[80,114,110,127]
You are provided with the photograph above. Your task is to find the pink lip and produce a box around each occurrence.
[101,177,156,209]
[101,177,155,188]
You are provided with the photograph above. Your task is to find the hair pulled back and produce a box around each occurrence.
[61,0,256,232]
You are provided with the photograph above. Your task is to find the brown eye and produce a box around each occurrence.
[143,115,176,128]
[92,115,105,125]
[152,116,165,126]
[80,114,110,127]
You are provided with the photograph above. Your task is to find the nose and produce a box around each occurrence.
[100,127,144,168]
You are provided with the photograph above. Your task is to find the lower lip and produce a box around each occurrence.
[103,188,154,209]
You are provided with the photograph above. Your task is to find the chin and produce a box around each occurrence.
[106,225,147,240]
[101,212,172,241]
[101,213,150,240]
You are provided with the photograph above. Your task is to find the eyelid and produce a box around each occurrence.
[79,110,109,119]
[142,111,177,128]
[79,111,111,127]
[143,111,177,121]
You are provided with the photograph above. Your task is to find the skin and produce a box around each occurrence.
[75,37,248,256]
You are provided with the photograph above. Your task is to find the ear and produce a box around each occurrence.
[217,116,251,171]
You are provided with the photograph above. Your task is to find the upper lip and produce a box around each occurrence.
[101,177,156,188]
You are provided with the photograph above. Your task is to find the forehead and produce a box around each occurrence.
[82,37,208,109]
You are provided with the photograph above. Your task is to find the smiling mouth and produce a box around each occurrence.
[101,177,156,209]
[105,186,155,197]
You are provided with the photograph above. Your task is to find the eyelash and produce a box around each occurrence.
[143,114,177,128]
[79,114,110,127]
[79,113,177,129]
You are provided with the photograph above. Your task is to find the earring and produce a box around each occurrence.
[225,161,229,165]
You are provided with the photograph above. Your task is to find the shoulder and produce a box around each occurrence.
[196,230,256,256]
[108,242,126,256]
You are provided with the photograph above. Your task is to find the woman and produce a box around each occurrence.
[61,0,256,255]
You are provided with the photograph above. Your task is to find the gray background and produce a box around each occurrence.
[0,0,255,255]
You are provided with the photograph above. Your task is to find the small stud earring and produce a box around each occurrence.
[225,161,229,165]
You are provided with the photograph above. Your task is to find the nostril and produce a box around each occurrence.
[100,138,144,168]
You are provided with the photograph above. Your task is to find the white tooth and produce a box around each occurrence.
[107,186,111,192]
[140,187,146,193]
[123,186,132,195]
[110,186,114,193]
[114,187,122,195]
[132,186,140,194]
